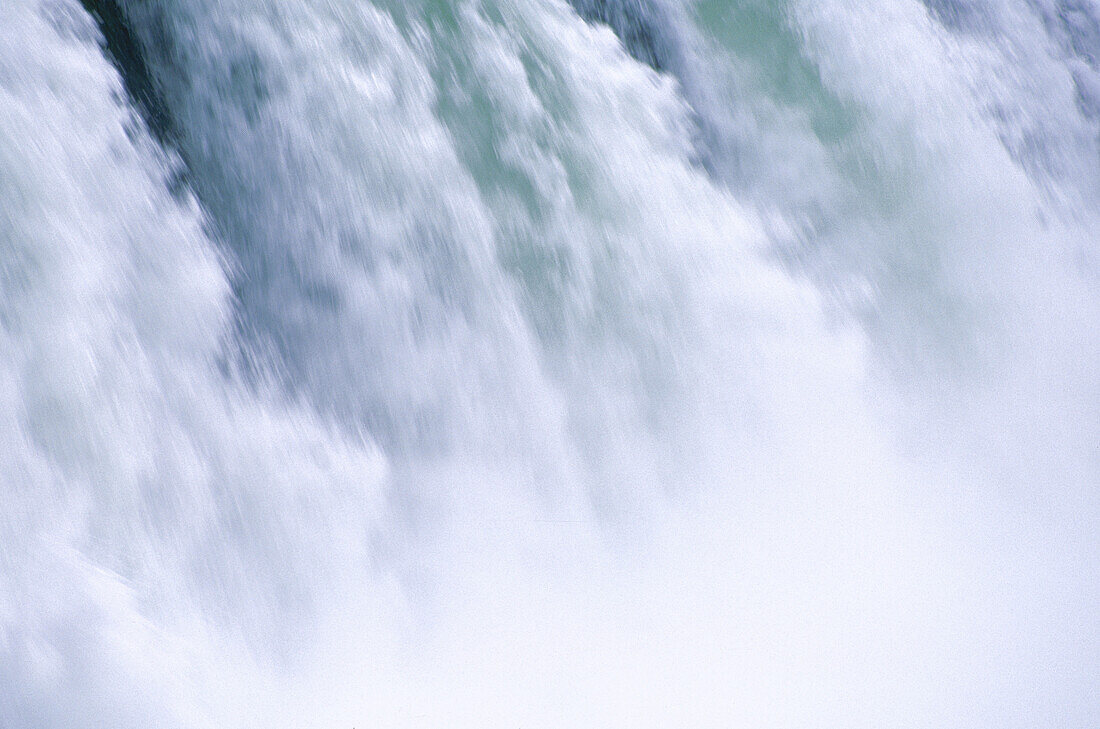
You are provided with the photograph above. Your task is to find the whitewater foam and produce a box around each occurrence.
[2,0,1098,727]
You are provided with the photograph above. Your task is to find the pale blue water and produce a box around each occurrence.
[2,1,1098,726]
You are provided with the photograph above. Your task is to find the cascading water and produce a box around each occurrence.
[1,0,1097,726]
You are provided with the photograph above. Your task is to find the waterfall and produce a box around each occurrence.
[2,0,1097,726]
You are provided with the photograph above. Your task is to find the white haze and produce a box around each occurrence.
[0,0,1097,727]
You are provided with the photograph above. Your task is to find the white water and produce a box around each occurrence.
[1,0,1097,726]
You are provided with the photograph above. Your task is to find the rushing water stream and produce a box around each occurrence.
[2,0,1098,726]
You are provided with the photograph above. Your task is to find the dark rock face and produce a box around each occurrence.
[79,0,176,143]
[568,0,674,72]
